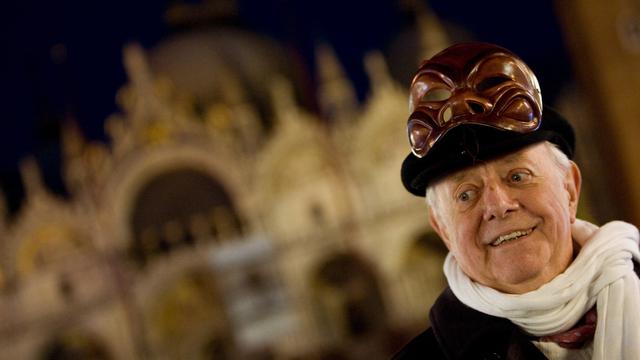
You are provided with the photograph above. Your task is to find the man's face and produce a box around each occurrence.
[428,143,581,294]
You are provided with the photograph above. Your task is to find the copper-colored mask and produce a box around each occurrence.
[407,42,542,158]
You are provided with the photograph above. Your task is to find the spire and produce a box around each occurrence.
[60,118,88,197]
[315,43,358,125]
[364,51,394,94]
[412,1,450,59]
[269,76,299,130]
[61,117,86,160]
[19,157,48,203]
[122,42,165,123]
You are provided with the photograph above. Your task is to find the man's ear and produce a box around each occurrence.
[428,206,452,251]
[565,161,582,223]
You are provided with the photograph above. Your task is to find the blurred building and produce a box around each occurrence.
[0,3,452,359]
[3,0,640,358]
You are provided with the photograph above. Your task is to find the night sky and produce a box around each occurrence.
[0,0,571,214]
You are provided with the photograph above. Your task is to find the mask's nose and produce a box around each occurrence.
[442,91,492,123]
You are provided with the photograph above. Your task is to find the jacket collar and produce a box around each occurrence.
[429,287,520,358]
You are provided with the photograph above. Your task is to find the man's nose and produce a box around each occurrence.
[482,183,519,221]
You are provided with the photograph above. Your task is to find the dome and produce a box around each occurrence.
[148,27,305,121]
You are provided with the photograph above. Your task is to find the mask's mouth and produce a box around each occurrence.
[491,226,535,247]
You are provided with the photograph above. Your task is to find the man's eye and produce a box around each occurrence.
[458,191,472,202]
[508,171,531,183]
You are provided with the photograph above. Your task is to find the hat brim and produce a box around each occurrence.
[400,107,575,197]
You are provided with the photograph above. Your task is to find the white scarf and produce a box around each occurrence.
[444,219,640,360]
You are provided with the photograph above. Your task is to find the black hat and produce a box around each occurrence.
[400,106,575,197]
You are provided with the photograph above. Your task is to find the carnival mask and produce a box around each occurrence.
[407,43,543,158]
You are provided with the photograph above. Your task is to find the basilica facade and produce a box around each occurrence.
[0,8,454,359]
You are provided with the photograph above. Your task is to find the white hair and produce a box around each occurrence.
[426,141,571,225]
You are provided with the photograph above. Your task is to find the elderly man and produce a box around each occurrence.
[394,43,640,359]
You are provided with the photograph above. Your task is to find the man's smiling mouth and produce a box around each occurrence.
[491,227,535,246]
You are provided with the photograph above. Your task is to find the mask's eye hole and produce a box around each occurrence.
[422,88,451,102]
[476,75,511,92]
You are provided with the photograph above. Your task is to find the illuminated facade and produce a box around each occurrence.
[0,7,451,359]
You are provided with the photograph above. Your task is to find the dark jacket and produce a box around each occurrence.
[393,262,640,360]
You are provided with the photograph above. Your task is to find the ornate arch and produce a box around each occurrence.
[255,111,357,242]
[310,252,389,344]
[99,143,253,253]
[134,253,235,360]
[3,197,94,282]
[39,329,113,360]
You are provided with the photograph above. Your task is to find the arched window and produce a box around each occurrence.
[129,168,241,266]
[313,254,388,342]
[40,331,112,360]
